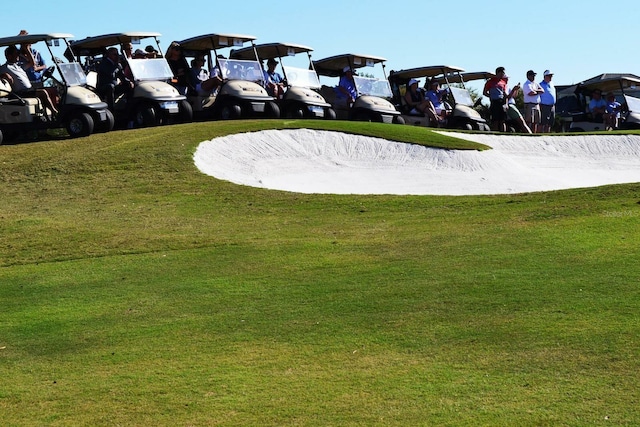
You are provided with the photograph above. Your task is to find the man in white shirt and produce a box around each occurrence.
[522,70,544,133]
[0,45,58,116]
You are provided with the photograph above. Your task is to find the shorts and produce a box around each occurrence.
[490,99,507,121]
[540,104,555,126]
[524,103,541,124]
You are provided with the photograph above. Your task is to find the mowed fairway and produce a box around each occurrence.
[1,120,639,426]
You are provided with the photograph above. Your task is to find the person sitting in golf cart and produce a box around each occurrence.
[96,47,133,110]
[188,56,222,96]
[0,45,59,117]
[425,79,450,126]
[264,58,285,99]
[335,66,357,108]
[404,78,440,123]
[588,89,607,122]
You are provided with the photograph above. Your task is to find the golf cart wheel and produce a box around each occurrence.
[179,100,193,123]
[286,105,305,119]
[393,115,405,125]
[352,110,373,122]
[220,103,242,120]
[461,123,473,131]
[96,109,115,133]
[135,104,160,127]
[325,107,337,120]
[265,101,280,118]
[66,111,95,138]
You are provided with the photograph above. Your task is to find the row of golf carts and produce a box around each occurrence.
[1,30,497,144]
[4,31,638,144]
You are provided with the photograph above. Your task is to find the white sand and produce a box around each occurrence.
[193,129,640,195]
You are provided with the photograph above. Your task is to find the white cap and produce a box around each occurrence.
[343,66,352,73]
[543,70,553,76]
[408,78,419,86]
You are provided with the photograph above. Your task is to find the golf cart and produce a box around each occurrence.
[313,53,404,124]
[558,74,640,131]
[69,32,192,127]
[388,66,490,131]
[178,33,280,120]
[0,32,113,143]
[230,42,335,119]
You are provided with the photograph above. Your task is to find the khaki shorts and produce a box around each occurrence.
[524,103,541,124]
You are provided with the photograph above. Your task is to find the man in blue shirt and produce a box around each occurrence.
[336,66,357,108]
[539,70,556,132]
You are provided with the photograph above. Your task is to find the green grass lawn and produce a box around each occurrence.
[1,120,639,426]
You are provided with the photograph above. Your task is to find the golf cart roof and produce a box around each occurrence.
[576,73,640,93]
[230,42,313,61]
[0,33,73,47]
[70,32,162,50]
[388,65,465,81]
[178,33,256,51]
[313,54,387,77]
[446,71,495,84]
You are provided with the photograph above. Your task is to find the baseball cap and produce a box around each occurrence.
[408,78,419,86]
[527,70,536,76]
[543,70,553,76]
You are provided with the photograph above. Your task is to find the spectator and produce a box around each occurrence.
[96,47,133,110]
[264,58,285,99]
[336,66,358,108]
[0,45,58,117]
[404,78,440,125]
[17,30,46,84]
[145,45,160,58]
[604,92,622,130]
[425,79,450,125]
[539,70,556,133]
[483,66,508,131]
[165,42,189,95]
[188,56,221,96]
[588,89,607,122]
[504,77,532,134]
[522,70,544,133]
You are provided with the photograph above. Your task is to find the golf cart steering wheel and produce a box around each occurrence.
[42,66,56,81]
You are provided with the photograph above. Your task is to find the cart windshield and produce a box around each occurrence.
[354,76,392,98]
[58,62,87,86]
[127,58,174,81]
[282,66,320,88]
[624,95,640,112]
[218,59,265,84]
[450,86,474,107]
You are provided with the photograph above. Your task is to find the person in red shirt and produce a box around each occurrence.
[483,66,508,131]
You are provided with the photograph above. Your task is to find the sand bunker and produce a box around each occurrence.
[193,129,640,195]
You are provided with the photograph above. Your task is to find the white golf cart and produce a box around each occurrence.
[230,42,335,119]
[313,53,404,124]
[559,74,640,131]
[0,32,113,143]
[69,32,192,127]
[388,65,490,131]
[178,33,280,120]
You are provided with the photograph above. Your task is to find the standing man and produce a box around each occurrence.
[539,70,556,133]
[522,70,544,133]
[483,66,508,132]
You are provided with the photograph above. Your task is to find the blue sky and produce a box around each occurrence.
[4,0,639,91]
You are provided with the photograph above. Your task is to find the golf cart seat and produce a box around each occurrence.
[85,71,97,90]
[319,85,336,104]
[0,78,42,114]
